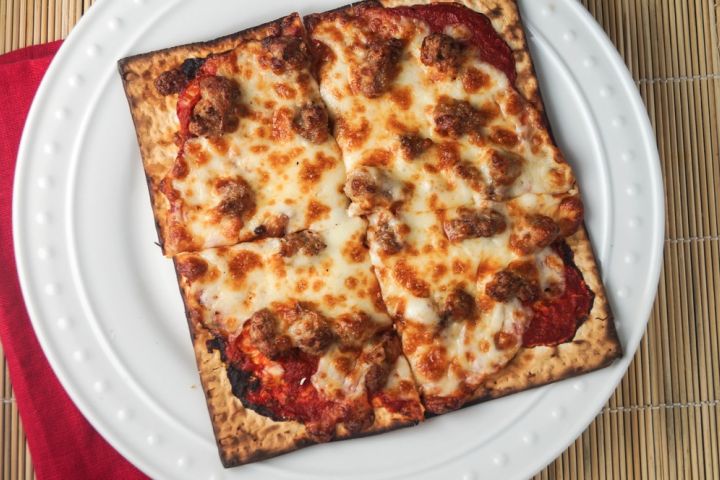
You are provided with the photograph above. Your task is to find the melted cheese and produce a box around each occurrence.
[161,39,348,255]
[177,216,423,406]
[179,216,387,334]
[310,11,575,216]
[367,194,570,398]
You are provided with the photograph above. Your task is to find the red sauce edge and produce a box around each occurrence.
[522,241,595,347]
[225,330,338,424]
[175,57,221,142]
[384,3,517,84]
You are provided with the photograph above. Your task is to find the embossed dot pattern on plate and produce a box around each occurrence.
[11,1,663,478]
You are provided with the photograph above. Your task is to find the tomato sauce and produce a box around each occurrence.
[224,330,340,427]
[386,4,517,83]
[175,57,221,141]
[522,242,595,347]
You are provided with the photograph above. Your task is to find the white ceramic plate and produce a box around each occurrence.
[13,1,663,478]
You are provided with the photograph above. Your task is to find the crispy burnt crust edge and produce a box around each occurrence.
[172,255,421,467]
[117,14,305,257]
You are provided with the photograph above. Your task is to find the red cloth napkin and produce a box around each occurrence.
[0,42,147,480]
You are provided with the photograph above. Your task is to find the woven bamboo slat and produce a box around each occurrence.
[1,1,718,479]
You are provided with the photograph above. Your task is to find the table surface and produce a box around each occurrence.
[2,0,719,479]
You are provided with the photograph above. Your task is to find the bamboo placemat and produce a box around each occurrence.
[1,0,718,478]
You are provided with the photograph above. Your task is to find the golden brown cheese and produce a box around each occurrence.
[175,216,421,411]
[366,193,581,405]
[158,35,349,255]
[307,8,576,216]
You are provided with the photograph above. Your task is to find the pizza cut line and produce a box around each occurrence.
[119,0,621,467]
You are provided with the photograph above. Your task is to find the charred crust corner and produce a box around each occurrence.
[226,364,279,420]
[155,57,208,96]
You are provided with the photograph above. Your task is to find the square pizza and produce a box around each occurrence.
[119,0,621,468]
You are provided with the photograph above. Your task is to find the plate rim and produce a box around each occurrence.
[12,0,664,478]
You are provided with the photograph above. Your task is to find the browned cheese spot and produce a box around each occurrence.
[336,117,370,150]
[505,92,524,116]
[362,149,393,167]
[437,142,461,170]
[343,235,368,263]
[557,195,584,237]
[267,151,295,169]
[295,279,309,293]
[398,135,433,161]
[345,276,359,290]
[250,145,269,154]
[476,259,501,280]
[418,346,449,381]
[441,287,476,322]
[489,127,519,148]
[271,107,295,142]
[306,200,331,223]
[432,263,448,281]
[461,67,491,93]
[334,355,354,375]
[300,152,336,186]
[389,86,413,110]
[493,331,517,350]
[208,136,229,156]
[228,250,262,288]
[452,259,469,275]
[401,326,433,355]
[176,256,208,283]
[166,223,195,253]
[186,142,209,165]
[393,261,430,298]
[274,83,297,99]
